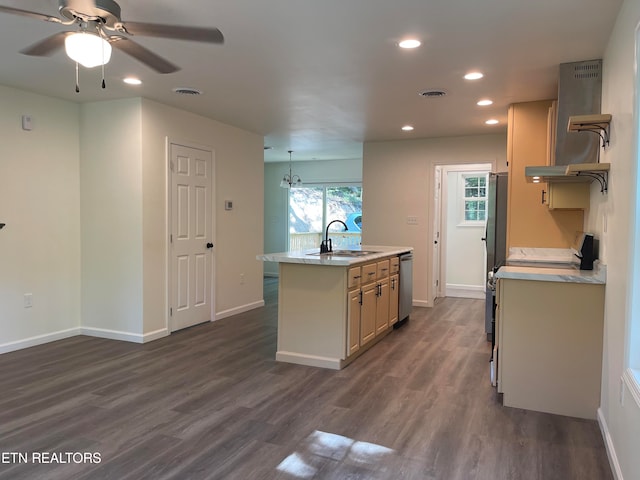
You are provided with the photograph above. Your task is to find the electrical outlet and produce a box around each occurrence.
[240,273,245,285]
[24,293,33,308]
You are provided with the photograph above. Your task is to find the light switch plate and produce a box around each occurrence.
[22,115,33,131]
[224,200,233,210]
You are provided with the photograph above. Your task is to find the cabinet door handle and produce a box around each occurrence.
[541,189,546,205]
[359,291,363,305]
[353,275,361,279]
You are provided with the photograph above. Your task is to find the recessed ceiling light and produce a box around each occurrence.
[402,125,414,131]
[477,99,493,106]
[485,119,499,125]
[464,72,484,80]
[398,39,421,49]
[123,77,142,85]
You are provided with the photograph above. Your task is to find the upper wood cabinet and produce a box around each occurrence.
[506,101,584,249]
[544,183,590,210]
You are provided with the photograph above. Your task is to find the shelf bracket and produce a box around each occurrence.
[576,171,608,194]
[568,114,612,148]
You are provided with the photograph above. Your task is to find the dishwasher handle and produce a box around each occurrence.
[400,254,413,261]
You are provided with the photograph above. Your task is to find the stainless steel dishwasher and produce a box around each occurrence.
[397,252,413,326]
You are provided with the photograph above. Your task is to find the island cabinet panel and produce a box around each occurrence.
[277,263,348,369]
[375,278,390,335]
[347,288,361,356]
[360,282,377,346]
[389,274,399,326]
[497,277,605,419]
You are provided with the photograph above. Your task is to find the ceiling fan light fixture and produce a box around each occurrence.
[65,32,112,68]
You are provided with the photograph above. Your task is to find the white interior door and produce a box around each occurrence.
[432,166,443,301]
[170,143,214,332]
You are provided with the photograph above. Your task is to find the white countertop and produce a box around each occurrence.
[495,262,606,284]
[257,245,413,266]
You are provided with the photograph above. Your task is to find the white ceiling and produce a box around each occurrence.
[0,0,622,162]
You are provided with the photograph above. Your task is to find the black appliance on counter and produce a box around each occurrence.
[483,172,508,343]
[574,232,597,270]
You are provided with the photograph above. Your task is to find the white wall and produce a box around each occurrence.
[263,158,362,276]
[362,134,507,307]
[141,99,264,323]
[0,85,81,352]
[80,99,144,338]
[1,87,265,351]
[444,168,488,299]
[585,0,640,478]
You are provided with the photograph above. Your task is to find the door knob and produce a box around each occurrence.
[206,242,214,249]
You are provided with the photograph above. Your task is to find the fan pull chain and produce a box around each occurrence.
[75,62,80,93]
[101,33,106,89]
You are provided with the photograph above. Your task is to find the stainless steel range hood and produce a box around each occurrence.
[525,60,611,184]
[554,59,603,166]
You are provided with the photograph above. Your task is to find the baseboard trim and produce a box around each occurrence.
[276,351,341,370]
[413,300,431,308]
[597,407,623,480]
[445,284,485,299]
[216,300,265,321]
[80,326,168,344]
[0,327,81,355]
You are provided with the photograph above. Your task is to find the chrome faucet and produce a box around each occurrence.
[320,220,348,253]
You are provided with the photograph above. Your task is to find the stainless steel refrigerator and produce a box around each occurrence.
[484,172,508,341]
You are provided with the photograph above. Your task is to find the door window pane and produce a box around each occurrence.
[462,174,488,223]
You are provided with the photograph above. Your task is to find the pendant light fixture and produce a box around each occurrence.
[280,150,303,188]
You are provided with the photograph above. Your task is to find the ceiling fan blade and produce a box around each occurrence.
[20,32,70,56]
[0,5,61,23]
[122,22,224,44]
[109,36,179,74]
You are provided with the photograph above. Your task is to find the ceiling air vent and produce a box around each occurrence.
[419,89,447,98]
[173,87,202,95]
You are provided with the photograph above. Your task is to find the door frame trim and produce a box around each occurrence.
[165,137,216,333]
[432,162,492,303]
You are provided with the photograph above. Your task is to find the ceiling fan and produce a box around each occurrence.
[0,0,224,74]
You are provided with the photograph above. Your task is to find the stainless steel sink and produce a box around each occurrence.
[307,250,379,257]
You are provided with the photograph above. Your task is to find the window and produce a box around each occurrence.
[288,184,362,251]
[462,174,488,222]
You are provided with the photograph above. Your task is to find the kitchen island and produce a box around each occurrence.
[495,262,606,419]
[257,246,412,369]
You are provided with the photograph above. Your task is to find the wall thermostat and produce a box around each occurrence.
[224,200,233,210]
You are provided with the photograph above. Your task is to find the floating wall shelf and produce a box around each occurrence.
[567,113,612,148]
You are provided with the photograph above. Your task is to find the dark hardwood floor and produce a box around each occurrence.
[0,278,613,479]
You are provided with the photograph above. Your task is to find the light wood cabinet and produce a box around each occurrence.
[347,288,361,356]
[389,274,399,326]
[544,182,590,210]
[375,278,390,335]
[359,281,377,346]
[507,101,584,249]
